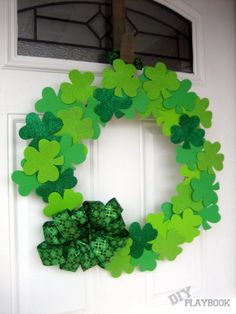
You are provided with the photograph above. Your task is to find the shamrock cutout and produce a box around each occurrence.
[93,88,132,123]
[43,189,83,216]
[105,239,134,278]
[163,80,197,113]
[197,204,221,230]
[12,171,40,196]
[36,168,77,202]
[59,135,88,171]
[120,90,149,119]
[171,182,203,214]
[60,70,95,104]
[23,139,64,183]
[152,229,184,261]
[19,112,63,148]
[56,107,94,143]
[131,249,158,272]
[197,141,224,174]
[77,97,105,139]
[188,97,212,128]
[191,171,219,206]
[161,202,174,222]
[170,114,205,149]
[143,63,180,100]
[146,212,169,237]
[180,165,200,183]
[129,222,157,258]
[140,97,163,119]
[156,108,181,136]
[169,209,202,243]
[176,144,203,170]
[102,59,140,97]
[35,87,78,115]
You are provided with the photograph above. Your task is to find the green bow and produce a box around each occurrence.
[37,198,129,272]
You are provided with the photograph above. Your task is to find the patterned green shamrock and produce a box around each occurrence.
[59,135,88,170]
[146,212,169,237]
[36,168,77,202]
[152,229,184,261]
[19,112,63,148]
[176,144,203,170]
[56,107,94,143]
[170,114,205,149]
[171,182,203,214]
[131,249,158,272]
[102,59,140,97]
[143,63,180,100]
[105,239,134,278]
[197,141,224,174]
[60,70,95,104]
[163,79,197,113]
[197,204,221,230]
[93,88,132,123]
[191,171,219,206]
[129,222,157,258]
[23,139,64,183]
[120,90,149,119]
[43,189,83,217]
[169,209,202,243]
[188,97,212,128]
[12,171,40,196]
[35,87,78,115]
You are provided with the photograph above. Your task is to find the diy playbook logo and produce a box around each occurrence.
[168,286,231,307]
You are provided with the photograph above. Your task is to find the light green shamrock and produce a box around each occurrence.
[176,144,203,170]
[23,139,64,183]
[188,97,212,128]
[102,59,140,97]
[105,239,134,278]
[56,107,94,143]
[169,209,202,242]
[143,63,180,100]
[146,211,170,237]
[121,90,149,119]
[140,97,163,118]
[180,165,200,183]
[43,189,83,217]
[131,249,158,271]
[156,107,181,136]
[60,70,96,104]
[197,141,224,174]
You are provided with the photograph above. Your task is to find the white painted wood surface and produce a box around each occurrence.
[0,1,236,313]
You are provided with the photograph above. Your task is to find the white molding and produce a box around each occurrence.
[0,0,205,83]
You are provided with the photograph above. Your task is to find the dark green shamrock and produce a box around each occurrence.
[170,114,205,149]
[36,168,77,202]
[129,222,157,258]
[93,88,132,123]
[19,112,63,148]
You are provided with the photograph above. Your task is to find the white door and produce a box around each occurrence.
[0,0,236,313]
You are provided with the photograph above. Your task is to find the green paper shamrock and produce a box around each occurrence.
[93,88,132,123]
[140,97,163,118]
[143,63,180,100]
[156,108,181,136]
[60,70,95,104]
[180,165,200,183]
[36,168,77,202]
[171,182,203,214]
[197,141,224,174]
[105,239,134,278]
[131,249,158,271]
[163,79,197,113]
[56,107,94,143]
[152,229,184,261]
[59,135,88,170]
[77,97,104,139]
[176,144,203,170]
[102,59,140,97]
[191,171,219,206]
[161,202,174,222]
[121,90,149,119]
[35,87,78,115]
[129,222,157,258]
[188,97,212,128]
[169,209,202,243]
[197,204,221,230]
[43,189,83,217]
[12,171,40,196]
[19,112,63,148]
[23,139,64,183]
[146,212,169,237]
[170,114,205,149]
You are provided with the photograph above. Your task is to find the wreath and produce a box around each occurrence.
[12,59,224,278]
